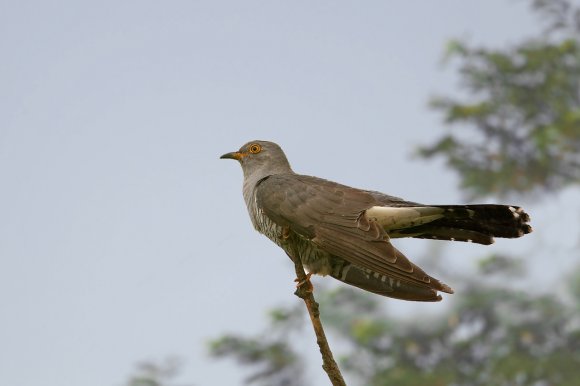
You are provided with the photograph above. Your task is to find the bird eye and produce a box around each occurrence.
[249,144,262,154]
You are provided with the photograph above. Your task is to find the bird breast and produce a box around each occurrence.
[247,196,333,275]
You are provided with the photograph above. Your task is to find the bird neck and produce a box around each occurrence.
[242,160,293,182]
[241,162,293,204]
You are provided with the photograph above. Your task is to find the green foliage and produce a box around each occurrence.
[420,0,580,199]
[209,264,580,386]
[341,277,580,386]
[125,357,185,386]
[208,304,305,386]
[566,264,580,308]
[477,254,525,276]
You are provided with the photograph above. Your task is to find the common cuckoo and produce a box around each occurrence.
[221,140,532,301]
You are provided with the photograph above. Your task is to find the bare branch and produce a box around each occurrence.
[283,233,347,386]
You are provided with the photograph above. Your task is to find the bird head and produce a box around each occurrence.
[220,140,293,179]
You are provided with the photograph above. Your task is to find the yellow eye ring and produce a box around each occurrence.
[249,144,262,154]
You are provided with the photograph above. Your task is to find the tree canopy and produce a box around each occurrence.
[209,259,580,386]
[419,0,580,199]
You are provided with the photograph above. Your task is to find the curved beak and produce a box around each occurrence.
[220,151,243,160]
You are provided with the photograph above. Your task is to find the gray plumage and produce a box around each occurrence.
[221,140,532,302]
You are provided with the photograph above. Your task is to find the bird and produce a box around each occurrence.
[220,140,532,302]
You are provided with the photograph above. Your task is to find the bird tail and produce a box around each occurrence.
[387,204,532,245]
[330,260,453,302]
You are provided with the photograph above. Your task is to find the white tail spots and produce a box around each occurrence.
[381,275,387,283]
[450,237,455,241]
[509,206,521,218]
[373,272,380,279]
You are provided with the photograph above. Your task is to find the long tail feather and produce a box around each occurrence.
[388,204,532,245]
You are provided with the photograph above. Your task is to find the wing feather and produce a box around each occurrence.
[256,174,451,294]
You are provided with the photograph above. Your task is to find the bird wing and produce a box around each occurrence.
[255,174,452,295]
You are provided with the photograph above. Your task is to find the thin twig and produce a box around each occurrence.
[284,237,347,386]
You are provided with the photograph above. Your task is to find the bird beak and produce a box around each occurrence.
[220,151,243,160]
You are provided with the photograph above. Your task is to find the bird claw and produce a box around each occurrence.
[294,273,313,293]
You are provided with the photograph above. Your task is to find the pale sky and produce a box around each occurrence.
[1,1,579,386]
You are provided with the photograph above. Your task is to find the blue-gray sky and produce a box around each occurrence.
[1,1,579,385]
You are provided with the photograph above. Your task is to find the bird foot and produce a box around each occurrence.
[294,273,313,296]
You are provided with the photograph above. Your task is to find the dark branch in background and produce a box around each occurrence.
[284,232,347,386]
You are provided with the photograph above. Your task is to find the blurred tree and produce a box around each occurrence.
[325,262,580,386]
[209,305,306,386]
[419,0,580,199]
[209,260,580,386]
[209,1,580,385]
[125,357,191,386]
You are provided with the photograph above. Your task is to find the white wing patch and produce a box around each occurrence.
[366,206,445,231]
